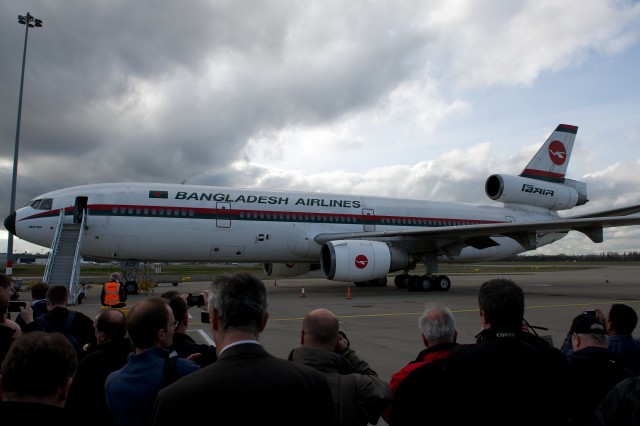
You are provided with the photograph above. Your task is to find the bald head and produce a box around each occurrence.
[301,308,339,350]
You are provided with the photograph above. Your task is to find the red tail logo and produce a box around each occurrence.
[548,141,567,165]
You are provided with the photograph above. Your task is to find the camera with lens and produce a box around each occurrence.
[8,300,26,312]
[186,294,205,307]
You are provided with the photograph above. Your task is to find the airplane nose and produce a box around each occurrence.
[4,211,16,236]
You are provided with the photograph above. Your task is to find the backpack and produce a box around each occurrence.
[35,311,82,354]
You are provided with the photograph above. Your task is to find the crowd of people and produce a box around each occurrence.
[2,271,640,425]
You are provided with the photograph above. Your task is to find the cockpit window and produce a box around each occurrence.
[40,198,53,210]
[29,198,53,210]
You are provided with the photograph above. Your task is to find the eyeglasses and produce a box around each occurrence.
[171,320,180,328]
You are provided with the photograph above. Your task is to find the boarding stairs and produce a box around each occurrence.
[43,209,87,304]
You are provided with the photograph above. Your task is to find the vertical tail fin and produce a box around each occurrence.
[519,124,578,183]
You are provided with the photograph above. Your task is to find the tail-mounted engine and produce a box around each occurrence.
[485,174,588,211]
[320,240,411,282]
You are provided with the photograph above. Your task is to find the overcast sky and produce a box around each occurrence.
[1,0,639,257]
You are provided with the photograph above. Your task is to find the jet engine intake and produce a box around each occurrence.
[320,240,410,282]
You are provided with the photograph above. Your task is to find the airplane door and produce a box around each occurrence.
[74,196,88,224]
[216,203,231,228]
[363,209,375,232]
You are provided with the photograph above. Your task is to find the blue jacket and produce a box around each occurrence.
[608,335,640,375]
[105,347,200,426]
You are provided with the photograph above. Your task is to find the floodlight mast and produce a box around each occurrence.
[6,12,43,275]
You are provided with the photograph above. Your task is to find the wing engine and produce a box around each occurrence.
[320,240,411,282]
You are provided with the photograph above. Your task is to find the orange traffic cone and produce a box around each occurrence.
[346,286,352,299]
[300,287,306,297]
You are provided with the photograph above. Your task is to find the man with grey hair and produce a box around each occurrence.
[151,272,336,426]
[382,301,458,423]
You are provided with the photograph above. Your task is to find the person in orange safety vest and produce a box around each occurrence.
[101,272,128,308]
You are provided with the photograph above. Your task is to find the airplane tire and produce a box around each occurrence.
[377,277,388,287]
[394,274,408,289]
[407,275,420,291]
[125,281,139,295]
[418,275,432,291]
[435,275,451,291]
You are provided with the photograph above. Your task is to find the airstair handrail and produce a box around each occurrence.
[43,209,65,283]
[69,211,86,304]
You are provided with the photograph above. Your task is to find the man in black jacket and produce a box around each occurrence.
[161,290,217,367]
[565,313,635,425]
[65,308,133,425]
[392,278,571,426]
[20,285,96,359]
[0,331,77,422]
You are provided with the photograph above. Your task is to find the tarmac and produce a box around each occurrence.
[19,264,640,426]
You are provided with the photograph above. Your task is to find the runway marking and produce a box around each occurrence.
[196,329,215,346]
[265,299,640,322]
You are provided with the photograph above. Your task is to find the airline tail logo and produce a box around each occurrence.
[548,141,567,166]
[355,254,368,269]
[149,190,169,199]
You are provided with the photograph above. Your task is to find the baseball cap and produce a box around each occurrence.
[570,314,607,335]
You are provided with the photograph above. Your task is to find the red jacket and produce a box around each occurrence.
[382,342,458,423]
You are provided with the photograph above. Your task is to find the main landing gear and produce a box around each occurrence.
[393,274,451,292]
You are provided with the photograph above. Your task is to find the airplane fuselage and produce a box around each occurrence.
[10,182,561,264]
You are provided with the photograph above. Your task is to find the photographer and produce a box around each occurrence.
[287,308,392,426]
[0,295,22,363]
[160,290,217,367]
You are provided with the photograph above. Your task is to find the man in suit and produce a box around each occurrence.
[151,272,336,426]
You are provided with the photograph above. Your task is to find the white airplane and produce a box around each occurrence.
[5,124,640,292]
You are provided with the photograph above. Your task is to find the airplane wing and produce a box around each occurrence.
[564,204,640,218]
[314,214,640,251]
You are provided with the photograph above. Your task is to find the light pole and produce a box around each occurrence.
[6,12,43,276]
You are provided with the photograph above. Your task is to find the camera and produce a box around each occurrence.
[585,309,596,316]
[186,294,205,307]
[8,300,26,312]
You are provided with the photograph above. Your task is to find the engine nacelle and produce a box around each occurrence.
[320,240,410,282]
[263,263,314,278]
[485,174,587,210]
